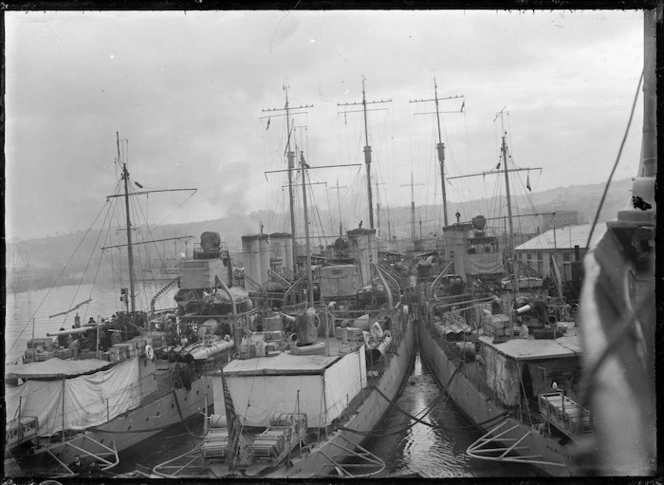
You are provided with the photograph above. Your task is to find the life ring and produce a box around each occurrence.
[145,344,155,360]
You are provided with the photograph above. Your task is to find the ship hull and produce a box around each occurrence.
[44,376,212,466]
[269,317,416,478]
[417,319,573,477]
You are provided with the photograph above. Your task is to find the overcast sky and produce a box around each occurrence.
[5,10,644,242]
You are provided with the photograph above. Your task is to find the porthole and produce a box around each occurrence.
[196,390,200,395]
[171,404,175,409]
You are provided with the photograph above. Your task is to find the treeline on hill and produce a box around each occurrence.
[7,178,633,291]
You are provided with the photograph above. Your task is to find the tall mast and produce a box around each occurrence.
[410,173,416,241]
[375,179,381,238]
[338,77,391,231]
[117,131,136,313]
[374,179,386,239]
[262,85,313,276]
[410,80,464,228]
[446,109,543,298]
[300,152,314,306]
[328,180,347,237]
[401,172,423,242]
[285,87,297,276]
[500,130,519,296]
[434,79,449,227]
[362,80,375,230]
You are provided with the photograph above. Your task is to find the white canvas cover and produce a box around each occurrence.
[465,253,504,275]
[5,357,156,437]
[227,374,324,427]
[323,348,366,423]
[223,348,366,428]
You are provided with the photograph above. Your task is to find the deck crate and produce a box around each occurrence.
[27,338,54,350]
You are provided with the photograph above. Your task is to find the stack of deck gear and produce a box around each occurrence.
[482,313,512,338]
[363,320,393,363]
[25,338,55,363]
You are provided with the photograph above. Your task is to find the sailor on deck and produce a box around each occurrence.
[111,330,122,346]
[57,328,67,348]
[69,338,80,359]
[70,455,82,474]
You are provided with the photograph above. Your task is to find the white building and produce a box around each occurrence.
[515,223,607,281]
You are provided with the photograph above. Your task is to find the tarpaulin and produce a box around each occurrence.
[465,253,504,275]
[5,357,156,437]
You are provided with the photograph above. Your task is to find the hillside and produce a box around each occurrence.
[6,177,634,290]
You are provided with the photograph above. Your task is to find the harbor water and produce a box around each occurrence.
[6,284,537,478]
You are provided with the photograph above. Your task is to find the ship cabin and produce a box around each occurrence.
[429,303,591,443]
[476,329,590,439]
[441,217,505,288]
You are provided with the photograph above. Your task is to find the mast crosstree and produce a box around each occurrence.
[338,77,391,231]
[410,78,464,227]
[447,108,542,297]
[262,85,313,276]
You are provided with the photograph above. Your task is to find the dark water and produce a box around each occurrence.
[363,354,537,478]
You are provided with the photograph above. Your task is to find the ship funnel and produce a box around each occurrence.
[241,234,261,286]
[258,234,270,285]
[269,232,293,275]
[347,228,378,287]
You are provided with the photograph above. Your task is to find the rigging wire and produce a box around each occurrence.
[585,70,644,250]
[7,198,116,354]
[62,197,116,328]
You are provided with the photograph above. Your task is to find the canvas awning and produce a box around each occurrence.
[5,358,114,380]
[479,333,581,361]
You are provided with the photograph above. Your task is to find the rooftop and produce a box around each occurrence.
[6,358,113,379]
[479,328,582,361]
[223,338,359,376]
[515,223,607,252]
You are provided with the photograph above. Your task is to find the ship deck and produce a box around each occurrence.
[224,338,361,376]
[478,327,581,361]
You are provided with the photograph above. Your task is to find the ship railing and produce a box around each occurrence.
[150,277,181,314]
[538,391,593,439]
[242,273,267,294]
[375,265,401,307]
[466,419,568,469]
[47,434,120,473]
[378,262,407,289]
[319,434,386,477]
[283,273,308,306]
[267,268,291,287]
